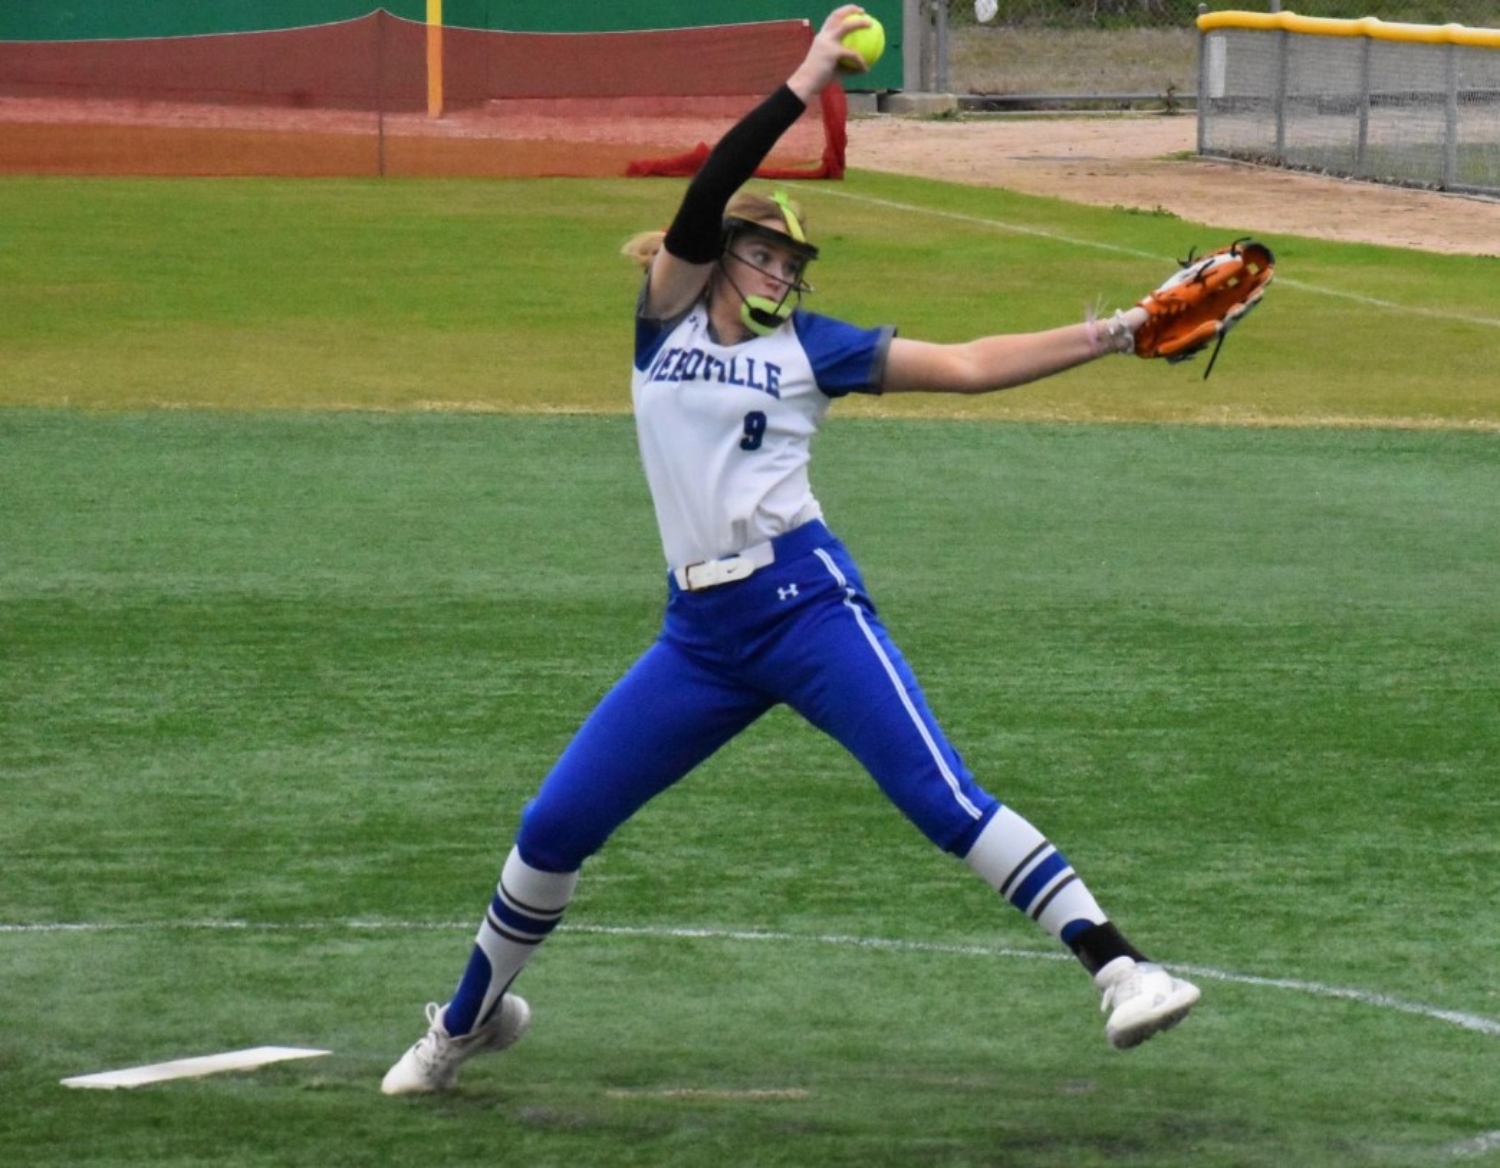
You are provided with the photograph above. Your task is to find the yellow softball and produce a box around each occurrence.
[839,14,886,71]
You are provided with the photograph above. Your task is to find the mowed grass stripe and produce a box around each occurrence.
[817,180,1500,331]
[11,916,1500,1040]
[4,416,1495,1168]
[1,173,1496,423]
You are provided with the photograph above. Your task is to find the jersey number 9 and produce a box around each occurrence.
[740,410,767,451]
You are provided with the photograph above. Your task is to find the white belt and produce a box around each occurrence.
[672,539,777,592]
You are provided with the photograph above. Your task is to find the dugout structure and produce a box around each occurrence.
[0,11,846,179]
[1196,10,1500,198]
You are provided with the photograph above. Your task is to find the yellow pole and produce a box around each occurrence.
[426,0,444,118]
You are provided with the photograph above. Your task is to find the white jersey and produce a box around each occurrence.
[632,298,893,569]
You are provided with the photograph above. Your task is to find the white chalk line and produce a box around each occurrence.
[800,185,1500,331]
[5,917,1497,1040]
[1450,1131,1500,1159]
[19,918,1499,1154]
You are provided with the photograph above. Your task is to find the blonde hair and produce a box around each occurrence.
[621,229,666,272]
[620,189,810,271]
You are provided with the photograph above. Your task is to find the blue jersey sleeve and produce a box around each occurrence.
[790,310,895,397]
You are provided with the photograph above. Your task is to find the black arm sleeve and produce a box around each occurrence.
[661,84,809,265]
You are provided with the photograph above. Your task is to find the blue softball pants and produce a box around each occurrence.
[515,521,1000,872]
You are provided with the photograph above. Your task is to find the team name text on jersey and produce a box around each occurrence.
[645,346,783,400]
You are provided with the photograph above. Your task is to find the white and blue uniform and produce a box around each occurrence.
[632,301,885,567]
[514,299,1003,873]
[387,72,1184,1069]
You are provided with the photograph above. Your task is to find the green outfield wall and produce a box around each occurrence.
[0,1,902,87]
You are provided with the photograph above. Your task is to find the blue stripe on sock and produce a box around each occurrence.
[490,895,563,939]
[999,842,1049,898]
[443,946,496,1037]
[1009,849,1071,913]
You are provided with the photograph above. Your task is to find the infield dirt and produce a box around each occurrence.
[846,113,1500,257]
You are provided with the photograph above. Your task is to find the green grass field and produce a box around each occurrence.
[3,172,1497,424]
[2,170,1498,1167]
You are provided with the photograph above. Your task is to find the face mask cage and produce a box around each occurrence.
[719,217,819,334]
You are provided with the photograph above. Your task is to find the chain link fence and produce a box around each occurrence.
[1197,12,1500,196]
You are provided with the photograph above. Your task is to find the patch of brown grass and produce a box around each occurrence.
[947,26,1198,97]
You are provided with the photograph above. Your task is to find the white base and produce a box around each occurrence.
[62,1046,331,1090]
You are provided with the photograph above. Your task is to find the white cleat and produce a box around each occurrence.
[1094,958,1200,1050]
[381,996,531,1095]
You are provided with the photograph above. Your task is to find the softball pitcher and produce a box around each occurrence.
[383,4,1199,1095]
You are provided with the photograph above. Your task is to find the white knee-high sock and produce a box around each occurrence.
[443,847,579,1036]
[963,806,1108,949]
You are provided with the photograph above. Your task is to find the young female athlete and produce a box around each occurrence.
[383,5,1199,1095]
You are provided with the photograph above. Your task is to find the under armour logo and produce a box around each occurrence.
[777,584,799,601]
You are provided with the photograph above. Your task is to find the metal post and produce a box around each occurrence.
[902,0,925,91]
[1196,5,1209,157]
[1443,43,1460,190]
[1356,34,1371,177]
[933,0,949,94]
[1273,27,1288,164]
[426,0,444,119]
